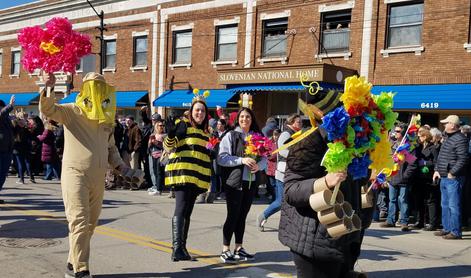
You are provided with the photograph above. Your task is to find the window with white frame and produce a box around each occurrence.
[104,40,116,68]
[320,10,351,53]
[216,25,238,61]
[11,51,20,75]
[387,1,424,48]
[0,53,2,76]
[133,36,147,66]
[173,30,192,64]
[262,18,288,58]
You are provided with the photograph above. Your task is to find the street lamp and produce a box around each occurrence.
[86,0,106,74]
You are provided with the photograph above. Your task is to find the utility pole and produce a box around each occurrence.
[86,0,106,74]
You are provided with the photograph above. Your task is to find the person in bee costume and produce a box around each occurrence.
[164,89,211,262]
[39,72,128,278]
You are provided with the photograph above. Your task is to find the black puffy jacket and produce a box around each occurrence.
[278,127,371,267]
[436,131,468,177]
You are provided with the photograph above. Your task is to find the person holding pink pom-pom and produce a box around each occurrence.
[39,72,131,278]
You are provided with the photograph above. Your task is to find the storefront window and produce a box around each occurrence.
[387,2,424,48]
[262,18,288,58]
[320,10,351,53]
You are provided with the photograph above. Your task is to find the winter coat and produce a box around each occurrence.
[266,140,277,177]
[114,120,124,150]
[416,142,439,184]
[126,123,142,153]
[0,104,14,153]
[140,123,153,156]
[278,127,368,266]
[262,119,278,137]
[37,129,58,163]
[218,127,267,189]
[275,126,296,182]
[435,131,469,177]
[13,126,31,156]
[389,141,418,187]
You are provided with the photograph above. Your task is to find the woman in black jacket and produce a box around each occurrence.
[12,118,34,184]
[278,89,371,277]
[279,126,371,277]
[415,127,441,230]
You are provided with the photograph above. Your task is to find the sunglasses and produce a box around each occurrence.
[394,130,402,133]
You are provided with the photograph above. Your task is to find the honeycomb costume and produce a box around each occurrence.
[39,72,126,275]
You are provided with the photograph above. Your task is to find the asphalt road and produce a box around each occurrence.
[0,177,470,278]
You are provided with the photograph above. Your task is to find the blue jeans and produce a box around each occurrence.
[373,188,389,220]
[387,185,409,225]
[149,155,164,191]
[13,153,31,182]
[44,162,61,180]
[0,152,12,191]
[263,179,284,219]
[440,177,464,237]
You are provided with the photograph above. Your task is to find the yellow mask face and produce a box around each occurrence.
[75,80,116,124]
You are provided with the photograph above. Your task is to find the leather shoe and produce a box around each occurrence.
[442,233,461,240]
[433,230,449,236]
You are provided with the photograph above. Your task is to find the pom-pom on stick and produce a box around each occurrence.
[18,17,92,74]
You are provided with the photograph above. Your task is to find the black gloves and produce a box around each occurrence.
[165,116,187,139]
[165,116,177,138]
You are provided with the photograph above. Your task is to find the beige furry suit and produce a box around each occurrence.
[39,89,124,273]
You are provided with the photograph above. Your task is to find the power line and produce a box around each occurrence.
[72,5,468,40]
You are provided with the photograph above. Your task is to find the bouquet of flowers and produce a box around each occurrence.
[206,136,220,151]
[244,133,274,187]
[18,17,92,74]
[321,76,398,180]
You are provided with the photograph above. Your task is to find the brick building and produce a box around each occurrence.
[0,0,470,126]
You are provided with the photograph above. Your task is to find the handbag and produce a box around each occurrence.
[151,150,162,159]
[159,150,170,166]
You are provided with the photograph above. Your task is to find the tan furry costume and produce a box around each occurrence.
[39,73,125,273]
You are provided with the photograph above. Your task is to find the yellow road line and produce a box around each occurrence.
[0,203,248,267]
[0,203,292,275]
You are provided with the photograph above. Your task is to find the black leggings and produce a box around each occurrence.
[292,251,344,278]
[173,186,199,219]
[223,181,257,246]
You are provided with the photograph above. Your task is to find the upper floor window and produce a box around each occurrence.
[76,57,83,72]
[133,36,148,66]
[0,53,3,76]
[215,25,238,61]
[173,30,192,64]
[387,2,424,48]
[320,10,351,53]
[104,40,116,68]
[11,51,20,75]
[262,18,288,58]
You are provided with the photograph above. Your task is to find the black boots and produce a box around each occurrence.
[171,216,191,261]
[181,217,191,258]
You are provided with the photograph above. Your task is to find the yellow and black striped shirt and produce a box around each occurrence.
[164,121,211,190]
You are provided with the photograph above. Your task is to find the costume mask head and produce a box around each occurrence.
[75,72,116,124]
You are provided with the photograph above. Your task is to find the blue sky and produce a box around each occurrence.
[0,0,38,10]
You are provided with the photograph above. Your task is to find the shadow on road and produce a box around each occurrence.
[367,265,471,278]
[365,228,419,239]
[359,249,402,261]
[94,250,295,278]
[0,216,68,239]
[0,215,117,239]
